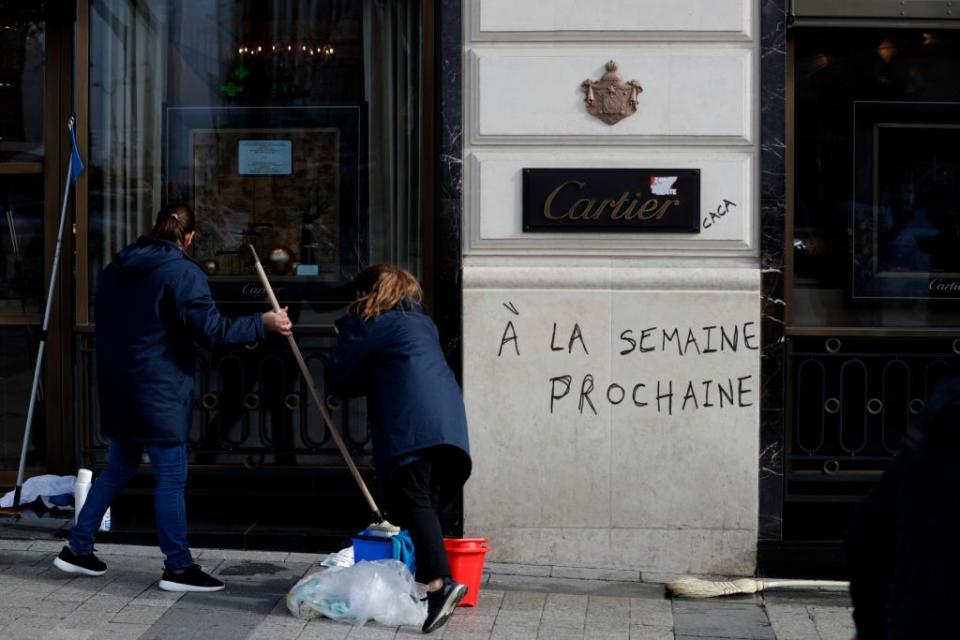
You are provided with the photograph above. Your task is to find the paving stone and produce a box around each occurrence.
[47,576,118,603]
[492,611,542,629]
[172,582,284,615]
[213,559,311,589]
[552,566,640,582]
[0,616,60,640]
[129,588,184,608]
[285,552,328,564]
[499,590,547,613]
[94,544,161,558]
[444,614,496,634]
[585,629,628,640]
[0,540,35,551]
[27,541,66,554]
[672,600,775,639]
[110,603,168,625]
[628,626,673,640]
[475,589,504,608]
[249,615,308,640]
[442,631,491,640]
[542,592,588,626]
[485,562,552,578]
[764,603,818,640]
[74,593,134,614]
[196,548,290,562]
[297,619,353,639]
[345,625,399,639]
[489,575,661,599]
[39,623,100,640]
[809,605,855,640]
[95,622,152,640]
[630,598,673,628]
[140,607,262,640]
[25,598,81,619]
[490,626,541,640]
[537,624,586,639]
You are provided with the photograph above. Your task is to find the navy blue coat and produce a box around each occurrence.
[844,376,960,639]
[329,300,471,484]
[95,236,264,444]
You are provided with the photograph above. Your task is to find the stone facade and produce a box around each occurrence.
[460,0,762,575]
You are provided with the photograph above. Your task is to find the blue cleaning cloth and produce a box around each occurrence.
[46,493,74,507]
[391,530,416,575]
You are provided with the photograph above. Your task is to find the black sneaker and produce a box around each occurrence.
[158,564,225,592]
[422,578,467,634]
[53,546,107,577]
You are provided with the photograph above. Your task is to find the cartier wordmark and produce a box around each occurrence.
[522,168,701,233]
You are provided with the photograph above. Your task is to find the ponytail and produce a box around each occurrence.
[152,204,196,246]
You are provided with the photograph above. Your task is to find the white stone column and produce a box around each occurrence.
[461,0,760,575]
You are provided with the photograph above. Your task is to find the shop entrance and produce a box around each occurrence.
[786,9,960,541]
[0,0,76,487]
[71,0,450,549]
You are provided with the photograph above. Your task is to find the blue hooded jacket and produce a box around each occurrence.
[95,236,264,444]
[329,300,471,483]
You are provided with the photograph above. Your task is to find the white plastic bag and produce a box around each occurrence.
[286,559,426,627]
[0,475,76,508]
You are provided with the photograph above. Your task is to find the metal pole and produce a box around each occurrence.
[13,140,74,508]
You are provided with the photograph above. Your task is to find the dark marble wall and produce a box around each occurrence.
[434,0,464,380]
[759,0,788,542]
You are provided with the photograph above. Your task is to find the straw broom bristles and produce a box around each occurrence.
[665,576,849,598]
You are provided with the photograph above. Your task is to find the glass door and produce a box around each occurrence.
[0,0,74,484]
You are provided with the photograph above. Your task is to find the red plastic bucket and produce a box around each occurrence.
[443,537,490,607]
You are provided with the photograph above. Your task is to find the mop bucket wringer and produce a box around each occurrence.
[443,537,490,607]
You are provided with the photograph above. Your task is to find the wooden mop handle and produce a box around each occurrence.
[247,245,383,519]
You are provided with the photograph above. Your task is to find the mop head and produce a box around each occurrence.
[367,519,401,534]
[666,577,765,598]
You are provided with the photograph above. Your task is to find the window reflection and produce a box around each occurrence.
[793,29,960,327]
[88,0,422,323]
[0,20,43,162]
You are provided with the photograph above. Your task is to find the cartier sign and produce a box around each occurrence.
[522,168,700,232]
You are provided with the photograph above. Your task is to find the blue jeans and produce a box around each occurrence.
[69,439,194,571]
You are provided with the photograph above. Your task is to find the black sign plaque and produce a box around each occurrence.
[522,168,700,233]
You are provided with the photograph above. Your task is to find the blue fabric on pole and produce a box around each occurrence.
[69,115,85,182]
[391,530,416,575]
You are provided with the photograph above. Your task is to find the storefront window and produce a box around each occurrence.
[0,174,43,314]
[0,326,41,470]
[792,29,960,328]
[0,19,43,163]
[88,0,422,324]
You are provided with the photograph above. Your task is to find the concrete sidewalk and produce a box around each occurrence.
[0,540,854,640]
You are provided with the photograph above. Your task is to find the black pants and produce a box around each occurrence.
[387,454,456,583]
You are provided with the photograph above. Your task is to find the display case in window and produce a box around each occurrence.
[166,105,366,318]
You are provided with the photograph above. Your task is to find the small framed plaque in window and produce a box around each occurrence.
[237,140,293,175]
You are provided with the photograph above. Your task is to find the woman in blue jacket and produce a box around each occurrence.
[53,204,291,591]
[330,265,471,634]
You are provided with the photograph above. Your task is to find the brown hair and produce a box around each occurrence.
[151,203,196,247]
[348,264,423,321]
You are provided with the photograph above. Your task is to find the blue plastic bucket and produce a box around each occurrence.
[352,533,393,562]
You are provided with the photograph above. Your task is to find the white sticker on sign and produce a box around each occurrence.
[650,176,678,196]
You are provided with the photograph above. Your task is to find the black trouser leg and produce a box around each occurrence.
[388,458,451,583]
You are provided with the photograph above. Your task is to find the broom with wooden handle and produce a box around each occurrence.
[666,576,849,598]
[247,245,399,533]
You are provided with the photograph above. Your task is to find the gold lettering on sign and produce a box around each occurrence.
[543,180,585,219]
[542,180,680,222]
